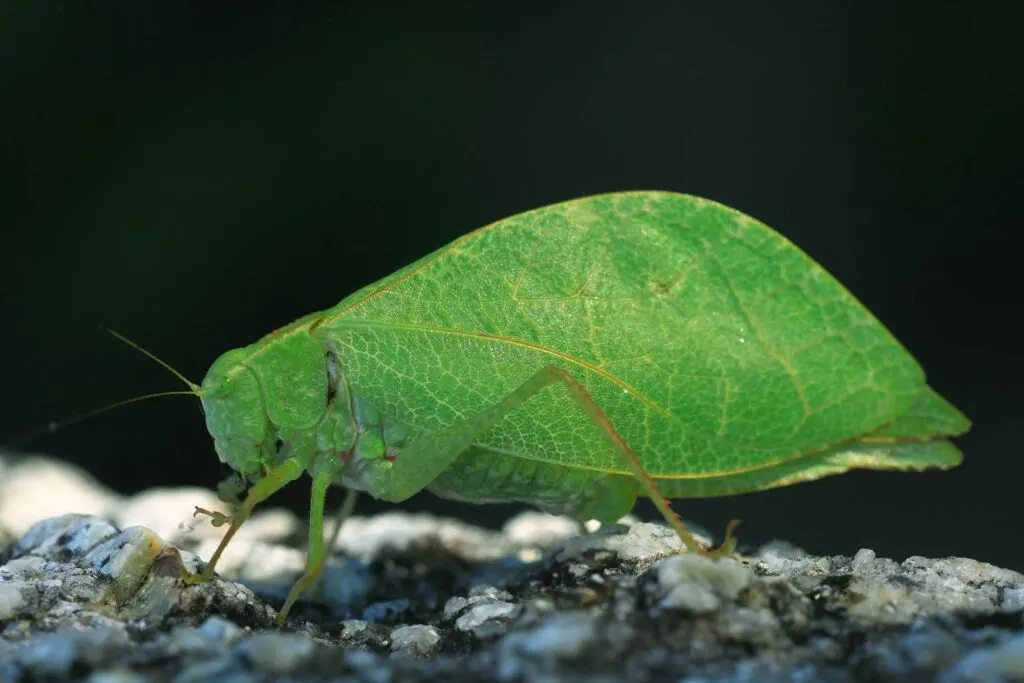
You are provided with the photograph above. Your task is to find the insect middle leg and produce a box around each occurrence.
[276,457,335,625]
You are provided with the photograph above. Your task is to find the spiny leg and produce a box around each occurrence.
[276,465,334,626]
[526,365,739,558]
[326,487,359,555]
[362,364,737,555]
[185,454,308,584]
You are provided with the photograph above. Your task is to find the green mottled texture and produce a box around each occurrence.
[312,191,968,494]
[194,191,969,624]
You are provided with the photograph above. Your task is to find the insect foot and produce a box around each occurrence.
[193,506,233,528]
[181,505,243,586]
[698,518,742,559]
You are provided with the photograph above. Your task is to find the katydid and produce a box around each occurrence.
[145,191,967,625]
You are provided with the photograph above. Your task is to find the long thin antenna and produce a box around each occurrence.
[9,390,198,448]
[47,391,199,433]
[101,326,200,392]
[6,327,204,449]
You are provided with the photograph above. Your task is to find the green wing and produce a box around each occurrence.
[313,191,968,479]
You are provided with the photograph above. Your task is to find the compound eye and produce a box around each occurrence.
[204,375,233,398]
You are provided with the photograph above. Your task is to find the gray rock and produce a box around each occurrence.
[0,512,276,633]
[2,452,1024,682]
[656,554,752,612]
[502,511,581,547]
[445,584,520,637]
[234,632,317,674]
[390,624,442,658]
[756,548,1024,625]
[504,611,598,659]
[939,632,1024,682]
[333,511,514,563]
[556,520,695,568]
[455,600,519,636]
[0,581,26,620]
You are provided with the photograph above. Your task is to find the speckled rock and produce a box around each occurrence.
[0,512,276,634]
[2,451,1023,682]
[390,624,442,658]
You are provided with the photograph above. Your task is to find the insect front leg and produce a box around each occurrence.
[184,436,314,586]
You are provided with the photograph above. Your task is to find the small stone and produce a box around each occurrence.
[0,582,27,620]
[898,628,965,672]
[314,558,374,616]
[757,549,831,580]
[661,582,720,613]
[84,671,152,683]
[443,595,470,620]
[195,615,243,644]
[335,512,511,563]
[235,632,316,674]
[361,598,412,622]
[13,514,119,561]
[657,553,752,606]
[754,540,809,559]
[502,512,579,546]
[390,624,441,658]
[556,521,713,569]
[555,522,664,563]
[172,658,240,683]
[655,554,754,613]
[16,632,77,678]
[606,522,684,563]
[338,620,392,650]
[716,606,783,644]
[940,633,1024,682]
[511,612,598,659]
[455,601,519,635]
[3,459,1024,682]
[83,526,169,602]
[852,547,877,572]
[468,585,513,601]
[1002,587,1024,610]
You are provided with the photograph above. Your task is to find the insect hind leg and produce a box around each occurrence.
[370,363,738,557]
[533,365,739,558]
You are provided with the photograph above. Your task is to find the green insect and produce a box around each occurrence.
[147,191,968,625]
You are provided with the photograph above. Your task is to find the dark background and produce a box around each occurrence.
[1,3,1018,569]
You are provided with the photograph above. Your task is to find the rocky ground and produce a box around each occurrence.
[1,451,1022,682]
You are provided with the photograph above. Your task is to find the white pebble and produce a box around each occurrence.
[390,624,441,658]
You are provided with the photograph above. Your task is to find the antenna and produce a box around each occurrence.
[101,326,201,392]
[6,328,203,448]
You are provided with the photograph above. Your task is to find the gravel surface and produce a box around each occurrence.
[1,451,1021,682]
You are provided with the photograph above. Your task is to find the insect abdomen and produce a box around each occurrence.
[427,445,636,520]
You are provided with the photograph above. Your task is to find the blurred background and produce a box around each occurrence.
[1,3,1017,569]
